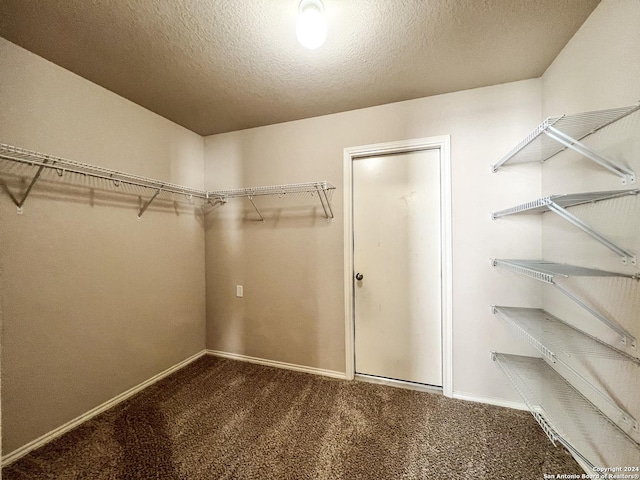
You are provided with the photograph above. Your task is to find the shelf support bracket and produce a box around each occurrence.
[543,126,636,185]
[322,186,334,219]
[138,188,162,219]
[314,183,334,219]
[3,160,48,213]
[547,202,636,265]
[552,282,637,350]
[246,195,265,222]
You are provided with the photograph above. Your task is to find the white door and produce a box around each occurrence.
[353,148,442,386]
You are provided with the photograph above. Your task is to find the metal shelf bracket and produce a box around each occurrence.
[547,202,636,265]
[315,182,334,220]
[543,126,636,185]
[246,195,265,222]
[553,282,636,350]
[138,188,162,219]
[4,158,49,213]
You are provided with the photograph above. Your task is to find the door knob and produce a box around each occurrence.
[355,273,364,281]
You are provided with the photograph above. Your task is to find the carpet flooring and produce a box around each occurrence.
[3,355,582,479]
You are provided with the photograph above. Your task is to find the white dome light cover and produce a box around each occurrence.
[296,0,327,49]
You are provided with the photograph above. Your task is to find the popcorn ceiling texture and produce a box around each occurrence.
[0,0,598,135]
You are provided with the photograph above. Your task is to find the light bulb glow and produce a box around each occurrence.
[296,0,327,49]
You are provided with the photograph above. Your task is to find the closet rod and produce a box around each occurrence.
[1,143,336,219]
[208,181,336,220]
[0,143,208,205]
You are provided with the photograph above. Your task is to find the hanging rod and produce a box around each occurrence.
[0,143,207,217]
[491,103,640,184]
[208,182,336,220]
[491,259,639,351]
[0,143,336,220]
[492,189,640,265]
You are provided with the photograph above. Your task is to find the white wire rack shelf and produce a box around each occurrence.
[492,189,640,265]
[0,143,336,220]
[492,306,640,439]
[492,352,640,471]
[491,103,640,184]
[492,259,639,353]
[208,182,335,221]
[0,143,208,218]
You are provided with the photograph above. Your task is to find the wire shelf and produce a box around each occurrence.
[492,306,639,437]
[493,307,638,362]
[493,352,640,471]
[492,190,639,218]
[208,182,335,199]
[208,182,335,220]
[492,190,639,264]
[491,259,637,281]
[491,103,639,183]
[0,143,207,198]
[492,259,638,351]
[0,143,336,219]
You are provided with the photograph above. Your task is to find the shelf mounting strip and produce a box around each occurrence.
[492,189,639,265]
[491,306,639,438]
[491,259,639,351]
[491,103,640,184]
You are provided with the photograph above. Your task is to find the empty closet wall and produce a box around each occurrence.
[0,38,206,454]
[540,0,640,434]
[203,78,544,402]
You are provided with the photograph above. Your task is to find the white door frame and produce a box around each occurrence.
[343,136,453,397]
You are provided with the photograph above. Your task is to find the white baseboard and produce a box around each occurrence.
[206,349,347,380]
[452,391,528,411]
[2,350,207,467]
[2,350,524,468]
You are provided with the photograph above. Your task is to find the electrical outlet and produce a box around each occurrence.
[236,285,243,298]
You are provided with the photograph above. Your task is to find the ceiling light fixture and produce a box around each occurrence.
[296,0,327,50]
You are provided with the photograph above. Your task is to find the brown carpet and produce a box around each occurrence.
[3,355,582,479]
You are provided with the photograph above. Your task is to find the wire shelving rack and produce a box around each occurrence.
[0,143,336,220]
[491,103,640,184]
[491,259,639,353]
[208,182,335,221]
[492,306,640,440]
[492,352,640,471]
[492,189,639,264]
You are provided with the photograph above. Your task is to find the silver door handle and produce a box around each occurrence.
[355,273,364,281]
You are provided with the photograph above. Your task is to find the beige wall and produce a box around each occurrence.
[203,79,544,401]
[3,0,635,460]
[540,0,640,447]
[0,39,206,454]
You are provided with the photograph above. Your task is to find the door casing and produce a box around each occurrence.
[343,136,453,397]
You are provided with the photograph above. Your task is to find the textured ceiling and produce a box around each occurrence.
[0,0,600,136]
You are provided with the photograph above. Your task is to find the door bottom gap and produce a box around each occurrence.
[355,373,443,394]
